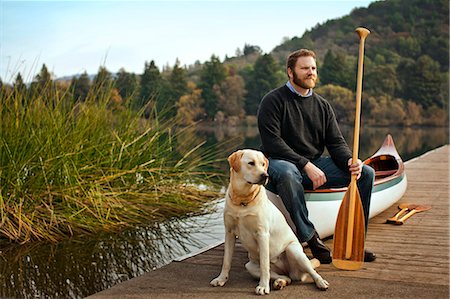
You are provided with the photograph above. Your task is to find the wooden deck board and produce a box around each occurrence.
[88,145,449,299]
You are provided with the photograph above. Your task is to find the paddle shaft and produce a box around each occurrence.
[345,27,370,259]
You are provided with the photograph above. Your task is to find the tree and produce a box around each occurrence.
[398,55,443,108]
[365,65,400,96]
[139,60,162,110]
[215,72,246,118]
[315,84,354,123]
[92,66,113,101]
[176,82,204,125]
[30,64,53,101]
[198,55,226,119]
[158,59,189,118]
[243,44,262,56]
[115,68,138,102]
[243,53,279,115]
[319,50,353,89]
[70,72,90,102]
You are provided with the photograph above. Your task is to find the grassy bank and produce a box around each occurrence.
[0,83,223,244]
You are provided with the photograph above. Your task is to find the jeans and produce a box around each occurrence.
[266,157,375,243]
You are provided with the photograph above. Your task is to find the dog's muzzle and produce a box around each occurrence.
[258,173,269,185]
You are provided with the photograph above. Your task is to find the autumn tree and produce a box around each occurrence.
[215,71,246,118]
[316,84,354,123]
[176,82,204,125]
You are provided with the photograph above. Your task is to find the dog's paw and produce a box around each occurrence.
[273,278,290,290]
[255,283,270,295]
[210,275,228,287]
[314,277,329,291]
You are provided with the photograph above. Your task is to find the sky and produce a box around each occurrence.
[1,0,374,83]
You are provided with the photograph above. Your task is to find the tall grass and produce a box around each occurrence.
[0,82,223,244]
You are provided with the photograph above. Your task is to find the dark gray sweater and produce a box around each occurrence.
[257,85,352,172]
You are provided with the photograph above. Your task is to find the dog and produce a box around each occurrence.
[210,149,329,295]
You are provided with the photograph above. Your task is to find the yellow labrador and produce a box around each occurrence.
[210,149,329,295]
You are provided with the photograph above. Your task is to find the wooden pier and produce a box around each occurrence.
[88,145,449,299]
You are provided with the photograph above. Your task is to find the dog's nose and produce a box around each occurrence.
[259,173,269,185]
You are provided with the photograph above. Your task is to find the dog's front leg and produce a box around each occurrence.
[255,231,270,295]
[210,229,236,287]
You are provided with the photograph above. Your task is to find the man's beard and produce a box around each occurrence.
[293,71,317,89]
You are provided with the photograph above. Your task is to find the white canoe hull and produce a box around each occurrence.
[267,171,407,239]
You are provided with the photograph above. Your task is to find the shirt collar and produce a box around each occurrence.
[286,80,313,97]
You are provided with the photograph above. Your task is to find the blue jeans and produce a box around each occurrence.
[266,157,375,243]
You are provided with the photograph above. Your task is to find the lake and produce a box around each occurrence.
[0,125,448,298]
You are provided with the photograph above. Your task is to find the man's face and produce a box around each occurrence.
[289,56,317,90]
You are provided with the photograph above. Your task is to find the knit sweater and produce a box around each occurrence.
[257,85,352,172]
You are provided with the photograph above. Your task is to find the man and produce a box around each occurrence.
[257,49,376,264]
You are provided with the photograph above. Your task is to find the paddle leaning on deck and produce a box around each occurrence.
[332,27,370,271]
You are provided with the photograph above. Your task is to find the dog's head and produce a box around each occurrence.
[228,149,269,185]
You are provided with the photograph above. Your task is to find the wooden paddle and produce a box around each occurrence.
[393,205,431,225]
[332,27,370,271]
[386,204,418,224]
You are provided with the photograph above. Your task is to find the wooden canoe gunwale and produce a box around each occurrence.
[304,134,404,194]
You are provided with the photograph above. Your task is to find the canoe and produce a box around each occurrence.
[267,134,407,239]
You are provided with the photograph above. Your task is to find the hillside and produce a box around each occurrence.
[272,0,448,71]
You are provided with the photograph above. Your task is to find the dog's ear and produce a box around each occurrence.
[264,156,269,172]
[228,150,243,172]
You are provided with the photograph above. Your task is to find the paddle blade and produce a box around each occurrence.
[332,185,366,270]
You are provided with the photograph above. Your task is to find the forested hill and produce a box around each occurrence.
[261,0,448,126]
[273,0,448,72]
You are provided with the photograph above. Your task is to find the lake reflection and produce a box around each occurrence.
[0,125,448,298]
[0,200,225,298]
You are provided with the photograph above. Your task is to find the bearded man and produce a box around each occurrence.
[257,49,376,264]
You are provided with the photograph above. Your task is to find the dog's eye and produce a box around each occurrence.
[248,161,255,166]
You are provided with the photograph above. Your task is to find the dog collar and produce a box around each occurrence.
[230,187,261,207]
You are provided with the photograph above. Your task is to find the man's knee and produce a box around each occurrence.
[362,165,375,182]
[269,160,303,184]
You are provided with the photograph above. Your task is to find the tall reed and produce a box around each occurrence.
[0,81,223,243]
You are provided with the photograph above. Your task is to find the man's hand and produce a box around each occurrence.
[303,162,326,190]
[348,158,363,179]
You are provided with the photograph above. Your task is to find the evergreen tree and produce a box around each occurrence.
[115,68,138,101]
[14,73,27,94]
[243,53,279,115]
[139,60,161,110]
[13,73,27,106]
[92,66,113,101]
[158,59,189,118]
[30,64,53,101]
[319,50,352,89]
[398,55,443,108]
[70,72,91,102]
[198,55,226,119]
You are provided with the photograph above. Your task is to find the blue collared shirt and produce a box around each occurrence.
[286,80,313,97]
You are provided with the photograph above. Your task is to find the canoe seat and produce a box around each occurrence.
[374,169,397,178]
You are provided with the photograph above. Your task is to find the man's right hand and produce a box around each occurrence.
[303,162,327,190]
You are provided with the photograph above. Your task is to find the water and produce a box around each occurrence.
[0,125,447,298]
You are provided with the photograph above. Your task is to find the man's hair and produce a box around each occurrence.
[286,49,316,72]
